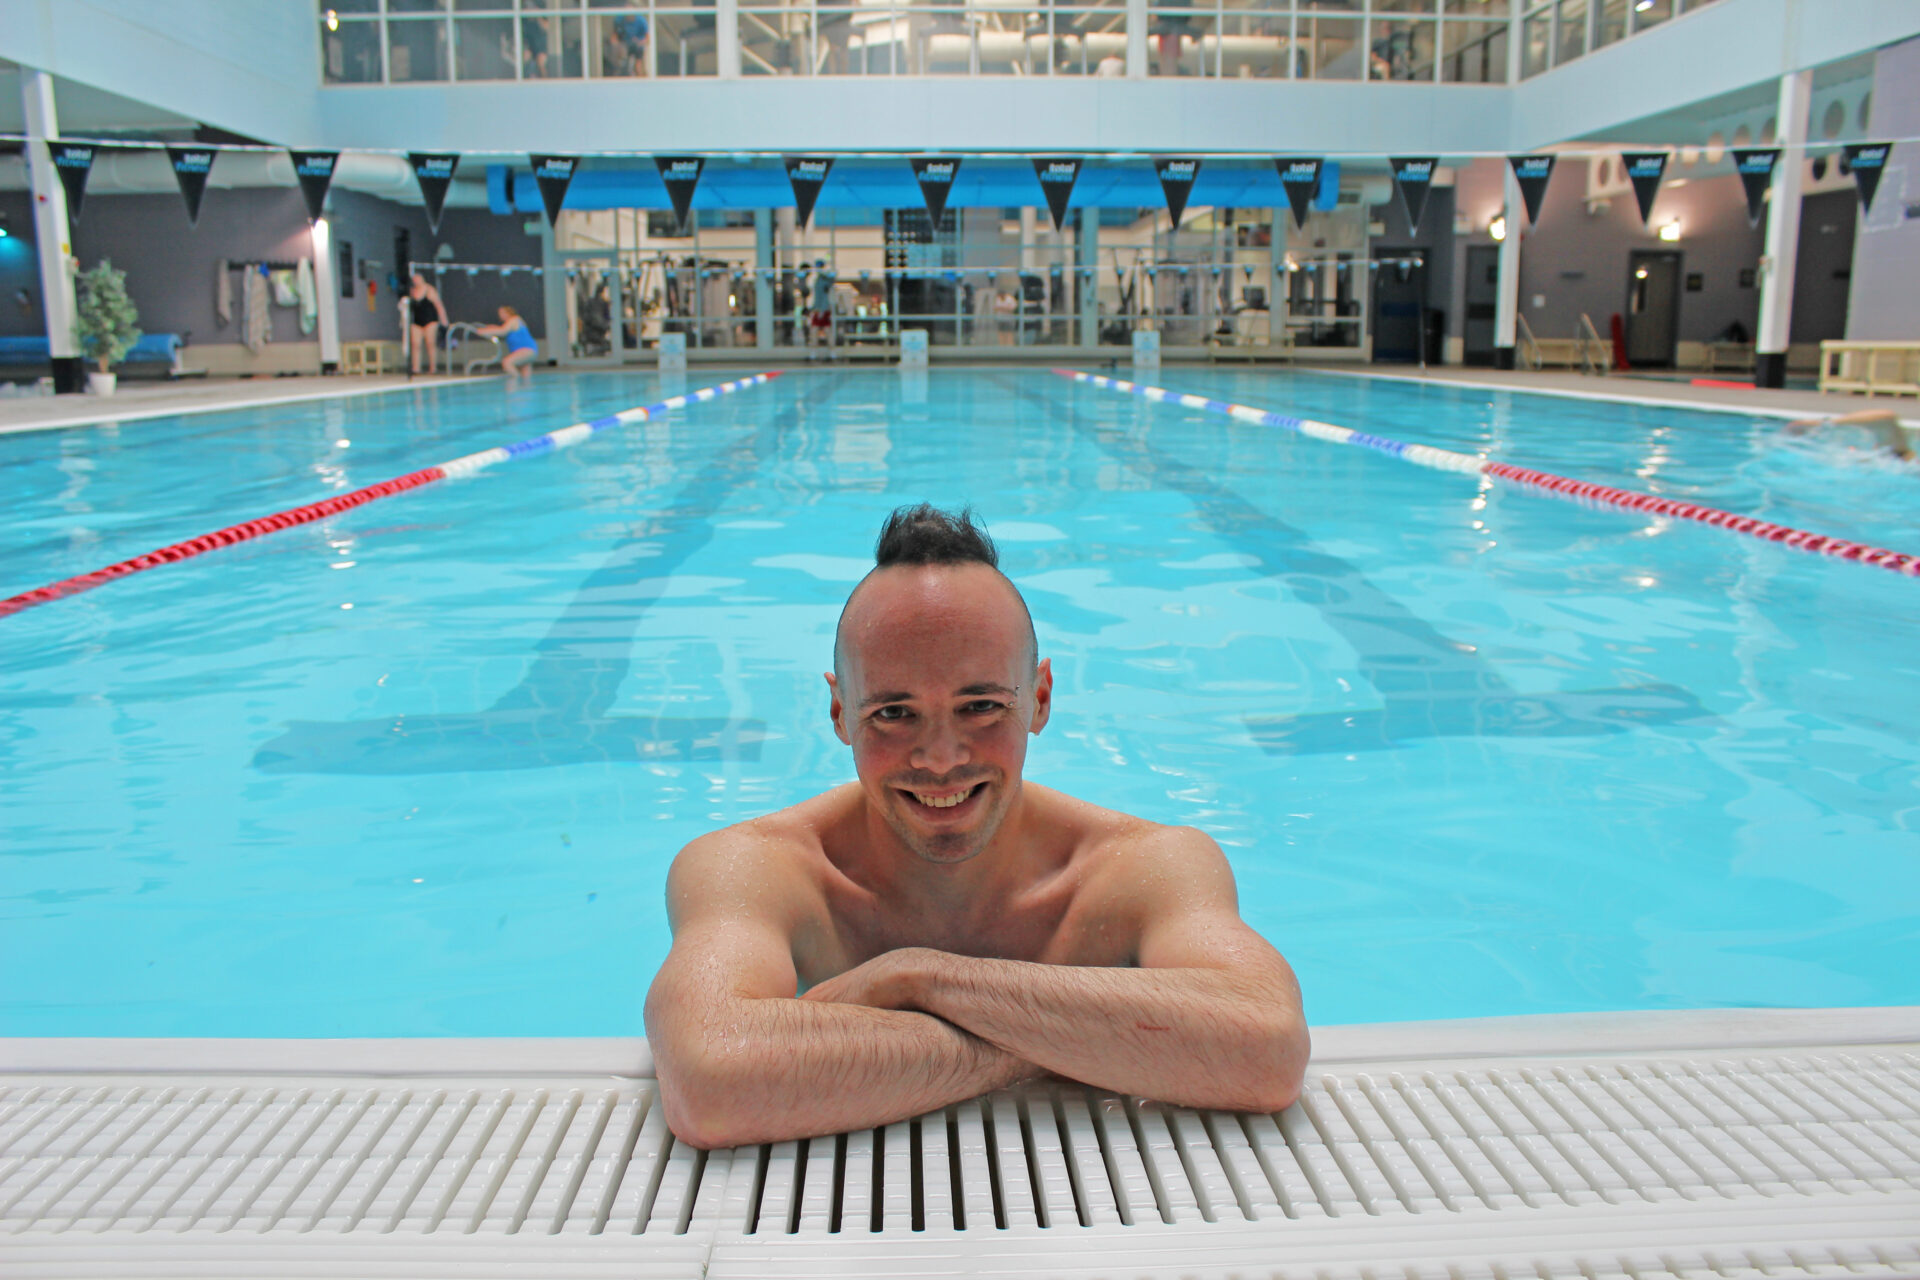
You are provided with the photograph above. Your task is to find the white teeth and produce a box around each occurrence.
[913,787,974,809]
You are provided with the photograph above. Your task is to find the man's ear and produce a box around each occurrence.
[826,671,851,745]
[1028,658,1053,735]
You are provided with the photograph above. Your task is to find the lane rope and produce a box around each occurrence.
[1,372,783,619]
[1055,368,1920,579]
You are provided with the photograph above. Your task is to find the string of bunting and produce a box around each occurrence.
[10,139,1900,231]
[1055,369,1920,580]
[0,373,783,620]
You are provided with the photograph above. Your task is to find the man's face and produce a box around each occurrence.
[828,564,1051,866]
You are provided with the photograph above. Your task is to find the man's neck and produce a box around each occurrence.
[852,784,1043,919]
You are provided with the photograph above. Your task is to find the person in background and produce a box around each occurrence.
[607,13,649,75]
[807,259,837,358]
[406,272,449,375]
[1782,409,1915,462]
[475,305,538,380]
[520,14,551,77]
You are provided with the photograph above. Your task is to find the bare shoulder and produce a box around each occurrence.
[664,785,854,929]
[1033,786,1238,906]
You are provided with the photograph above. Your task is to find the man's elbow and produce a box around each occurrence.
[657,1057,761,1150]
[1224,1009,1309,1114]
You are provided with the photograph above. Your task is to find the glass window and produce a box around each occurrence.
[655,10,719,75]
[455,17,518,79]
[1216,8,1287,79]
[453,0,513,10]
[1371,0,1432,11]
[387,18,449,81]
[1296,12,1358,78]
[906,8,975,74]
[319,0,380,13]
[1439,18,1504,82]
[741,5,814,73]
[1149,5,1211,77]
[1630,0,1671,30]
[1053,7,1128,75]
[1594,0,1626,48]
[321,18,383,82]
[1369,17,1433,79]
[518,14,584,76]
[1520,6,1549,76]
[591,11,656,75]
[388,0,447,12]
[1555,0,1587,64]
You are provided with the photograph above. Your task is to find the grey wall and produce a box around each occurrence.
[1,184,545,352]
[1846,36,1920,340]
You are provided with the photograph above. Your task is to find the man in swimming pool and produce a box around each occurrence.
[645,505,1308,1149]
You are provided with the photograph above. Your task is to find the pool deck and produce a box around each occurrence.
[3,365,1913,439]
[6,1008,1916,1279]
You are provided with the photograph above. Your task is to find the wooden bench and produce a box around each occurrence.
[1819,340,1920,397]
[340,340,402,375]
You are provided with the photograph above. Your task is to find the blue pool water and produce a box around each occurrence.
[3,368,1917,1038]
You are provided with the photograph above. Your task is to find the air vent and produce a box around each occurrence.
[5,1049,1917,1279]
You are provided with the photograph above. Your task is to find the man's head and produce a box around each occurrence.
[828,505,1050,866]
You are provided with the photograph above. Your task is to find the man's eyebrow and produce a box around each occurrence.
[858,682,1016,709]
[859,690,915,709]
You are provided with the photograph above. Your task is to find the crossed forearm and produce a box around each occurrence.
[655,996,1038,1148]
[908,953,1305,1113]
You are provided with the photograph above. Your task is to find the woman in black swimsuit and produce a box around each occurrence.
[407,272,449,375]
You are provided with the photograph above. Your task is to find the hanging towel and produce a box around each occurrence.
[269,269,298,307]
[243,268,272,352]
[215,259,232,327]
[296,258,317,336]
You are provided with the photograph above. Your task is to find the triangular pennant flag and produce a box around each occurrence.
[910,156,961,226]
[1031,157,1082,232]
[654,155,705,231]
[1507,154,1555,225]
[529,154,579,227]
[48,142,96,222]
[1843,142,1891,214]
[290,150,338,223]
[409,153,460,232]
[167,146,216,226]
[1273,157,1322,230]
[1620,151,1668,225]
[784,156,833,229]
[1156,157,1201,228]
[1730,148,1779,227]
[1390,157,1438,233]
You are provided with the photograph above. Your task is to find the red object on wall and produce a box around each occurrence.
[1609,313,1629,370]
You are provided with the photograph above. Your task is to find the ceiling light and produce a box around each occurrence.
[1658,221,1682,242]
[1488,214,1506,242]
[1634,0,1655,11]
[325,8,339,31]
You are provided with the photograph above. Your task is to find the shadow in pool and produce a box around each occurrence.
[252,380,839,775]
[1021,375,1717,755]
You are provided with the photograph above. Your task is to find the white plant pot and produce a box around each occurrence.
[88,371,117,396]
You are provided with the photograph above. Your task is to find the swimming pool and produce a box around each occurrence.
[4,368,1917,1038]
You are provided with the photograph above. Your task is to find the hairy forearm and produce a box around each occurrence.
[914,956,1306,1113]
[653,997,1038,1148]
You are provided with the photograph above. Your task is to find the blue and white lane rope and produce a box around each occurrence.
[1055,367,1920,578]
[1,371,784,618]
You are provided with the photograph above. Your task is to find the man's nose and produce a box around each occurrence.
[910,713,970,774]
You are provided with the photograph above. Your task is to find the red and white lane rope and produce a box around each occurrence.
[0,372,783,619]
[1056,368,1920,579]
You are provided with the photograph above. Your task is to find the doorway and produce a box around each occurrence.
[1624,250,1681,368]
[1462,244,1500,367]
[1371,247,1427,364]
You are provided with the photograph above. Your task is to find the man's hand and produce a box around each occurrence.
[800,948,936,1011]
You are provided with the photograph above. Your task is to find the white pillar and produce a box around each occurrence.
[716,0,741,77]
[310,217,342,371]
[754,208,774,351]
[1755,69,1810,388]
[1493,162,1522,368]
[1126,0,1147,78]
[540,214,569,364]
[1269,206,1287,347]
[20,69,81,389]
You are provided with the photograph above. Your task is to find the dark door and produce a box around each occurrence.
[1462,244,1500,366]
[1371,247,1427,363]
[1625,250,1681,368]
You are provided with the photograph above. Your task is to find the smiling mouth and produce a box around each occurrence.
[901,781,987,812]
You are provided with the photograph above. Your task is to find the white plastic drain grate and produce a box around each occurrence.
[4,1047,1917,1278]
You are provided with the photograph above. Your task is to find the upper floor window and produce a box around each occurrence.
[320,0,720,83]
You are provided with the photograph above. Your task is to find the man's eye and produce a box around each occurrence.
[872,705,913,722]
[963,700,1008,715]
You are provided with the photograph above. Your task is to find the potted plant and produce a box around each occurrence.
[75,260,142,396]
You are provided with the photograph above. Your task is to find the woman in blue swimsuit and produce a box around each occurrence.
[477,305,538,379]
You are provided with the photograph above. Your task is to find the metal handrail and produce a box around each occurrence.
[443,322,503,376]
[1577,313,1611,376]
[1515,314,1543,370]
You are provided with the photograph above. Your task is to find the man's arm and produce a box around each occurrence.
[802,827,1307,1113]
[644,833,1040,1149]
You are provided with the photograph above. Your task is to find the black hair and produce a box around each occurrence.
[873,503,1000,570]
[834,504,1036,675]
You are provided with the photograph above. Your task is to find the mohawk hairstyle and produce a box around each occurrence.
[873,503,1000,569]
